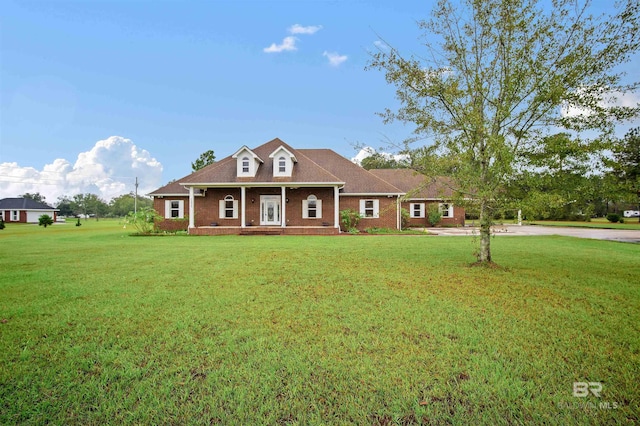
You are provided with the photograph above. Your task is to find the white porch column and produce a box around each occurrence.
[281,186,286,228]
[334,186,340,230]
[397,195,401,230]
[241,186,246,229]
[188,186,195,229]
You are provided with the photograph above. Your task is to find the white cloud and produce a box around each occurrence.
[373,40,389,51]
[0,136,163,204]
[323,51,348,67]
[351,146,408,165]
[288,24,323,35]
[263,36,298,53]
[561,89,640,118]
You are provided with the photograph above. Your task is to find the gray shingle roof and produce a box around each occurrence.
[0,198,57,210]
[368,169,457,199]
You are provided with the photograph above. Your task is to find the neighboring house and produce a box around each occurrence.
[149,138,464,235]
[0,198,59,223]
[369,169,466,227]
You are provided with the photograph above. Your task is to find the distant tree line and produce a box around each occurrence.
[21,192,153,219]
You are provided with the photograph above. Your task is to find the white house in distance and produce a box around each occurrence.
[0,198,59,223]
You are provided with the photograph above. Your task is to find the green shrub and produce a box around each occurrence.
[0,217,5,230]
[125,207,162,234]
[619,218,624,223]
[38,214,54,228]
[340,209,361,233]
[606,213,620,223]
[400,208,410,229]
[76,217,82,227]
[427,204,442,226]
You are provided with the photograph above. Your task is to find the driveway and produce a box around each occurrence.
[427,225,640,243]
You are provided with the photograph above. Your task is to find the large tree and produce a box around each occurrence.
[610,127,640,220]
[22,192,47,203]
[191,150,216,172]
[368,0,639,263]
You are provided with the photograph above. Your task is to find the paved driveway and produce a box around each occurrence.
[427,225,640,243]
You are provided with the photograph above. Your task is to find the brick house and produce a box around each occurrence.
[0,198,59,223]
[149,138,464,235]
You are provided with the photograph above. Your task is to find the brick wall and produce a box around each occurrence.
[401,201,465,227]
[339,196,399,231]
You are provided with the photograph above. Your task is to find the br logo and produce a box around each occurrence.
[573,382,602,397]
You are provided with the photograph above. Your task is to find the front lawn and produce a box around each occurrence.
[1,221,638,424]
[528,218,640,230]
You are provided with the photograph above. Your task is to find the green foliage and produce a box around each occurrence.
[22,192,47,203]
[0,217,5,230]
[38,214,54,228]
[400,208,410,229]
[75,217,82,227]
[109,193,153,217]
[360,152,408,170]
[340,209,361,233]
[427,203,442,227]
[368,0,640,263]
[606,213,621,223]
[125,207,162,234]
[191,149,216,171]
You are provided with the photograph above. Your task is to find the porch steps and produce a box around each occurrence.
[239,228,284,236]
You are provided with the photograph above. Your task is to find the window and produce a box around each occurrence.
[440,203,454,218]
[302,195,322,219]
[242,157,250,173]
[218,195,238,219]
[278,157,286,173]
[359,199,379,218]
[164,200,184,219]
[410,203,425,218]
[12,210,19,221]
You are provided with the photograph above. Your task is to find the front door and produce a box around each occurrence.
[260,195,281,225]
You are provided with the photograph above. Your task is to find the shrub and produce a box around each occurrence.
[340,209,361,233]
[619,218,624,223]
[126,208,162,234]
[606,213,620,223]
[400,208,410,229]
[38,214,54,228]
[0,217,5,230]
[427,204,442,227]
[75,217,82,227]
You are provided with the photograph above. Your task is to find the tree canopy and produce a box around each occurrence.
[191,150,216,172]
[368,0,640,263]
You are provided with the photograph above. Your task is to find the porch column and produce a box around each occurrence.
[334,186,340,230]
[241,186,246,229]
[281,186,286,228]
[188,186,195,229]
[397,195,401,230]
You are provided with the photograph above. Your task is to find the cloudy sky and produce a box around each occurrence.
[1,1,638,204]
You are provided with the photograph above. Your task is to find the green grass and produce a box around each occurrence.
[1,220,639,424]
[528,217,640,230]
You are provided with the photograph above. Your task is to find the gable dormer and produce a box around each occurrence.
[269,146,297,177]
[232,146,263,178]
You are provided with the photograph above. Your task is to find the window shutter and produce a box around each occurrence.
[316,200,322,219]
[233,200,239,219]
[302,200,309,219]
[448,205,454,217]
[219,200,225,218]
[359,200,366,216]
[178,201,184,218]
[373,200,380,218]
[165,200,171,219]
[420,203,425,218]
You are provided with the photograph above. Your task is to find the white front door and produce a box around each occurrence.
[260,195,281,225]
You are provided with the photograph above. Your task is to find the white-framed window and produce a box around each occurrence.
[440,203,454,218]
[219,195,238,219]
[302,195,322,219]
[410,203,425,218]
[359,199,380,218]
[12,210,19,221]
[164,200,184,219]
[242,157,250,173]
[278,157,286,173]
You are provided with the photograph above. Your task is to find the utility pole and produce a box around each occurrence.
[134,177,138,214]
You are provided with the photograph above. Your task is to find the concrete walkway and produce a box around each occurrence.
[426,224,640,243]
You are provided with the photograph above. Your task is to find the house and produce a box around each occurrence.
[149,138,464,235]
[0,198,59,223]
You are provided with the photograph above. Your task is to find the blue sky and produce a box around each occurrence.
[1,0,638,202]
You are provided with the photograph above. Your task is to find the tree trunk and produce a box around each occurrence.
[478,199,492,263]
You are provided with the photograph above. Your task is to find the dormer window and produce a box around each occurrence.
[269,145,297,178]
[232,146,263,177]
